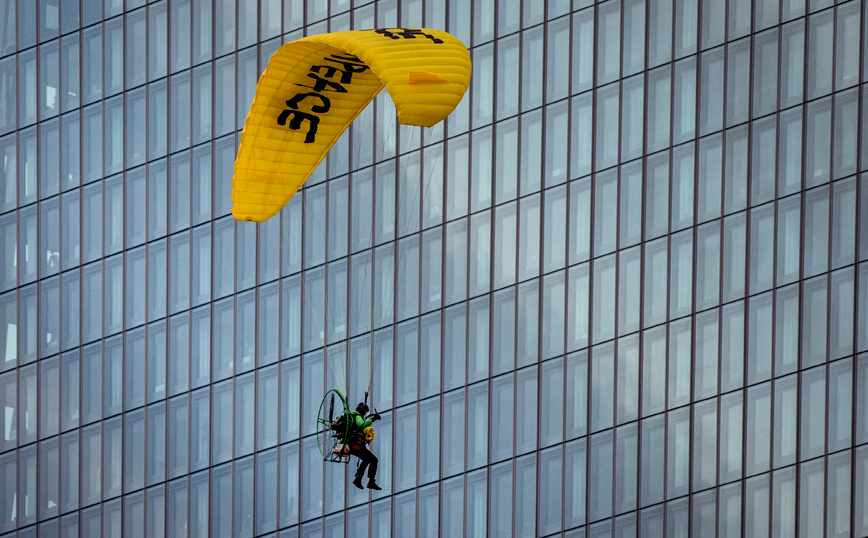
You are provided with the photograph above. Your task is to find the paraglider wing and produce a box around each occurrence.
[232,28,472,222]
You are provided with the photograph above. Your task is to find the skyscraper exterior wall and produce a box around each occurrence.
[1,0,868,537]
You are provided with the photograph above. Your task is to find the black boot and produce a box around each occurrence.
[367,478,381,491]
[352,475,364,489]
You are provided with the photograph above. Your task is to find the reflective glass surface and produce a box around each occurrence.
[1,0,866,536]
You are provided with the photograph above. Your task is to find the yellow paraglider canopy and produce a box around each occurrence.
[231,28,472,222]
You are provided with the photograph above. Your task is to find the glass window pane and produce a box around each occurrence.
[78,175,101,263]
[596,84,619,170]
[648,0,673,66]
[569,177,591,266]
[597,1,620,86]
[468,213,490,298]
[800,366,827,463]
[255,449,278,535]
[695,221,720,310]
[834,89,859,180]
[780,20,805,107]
[493,204,516,290]
[774,374,798,468]
[594,170,617,256]
[168,395,188,478]
[0,135,16,215]
[722,212,746,302]
[621,76,644,162]
[667,406,691,497]
[615,162,642,250]
[750,205,775,294]
[126,9,147,90]
[726,38,751,126]
[777,194,801,285]
[662,62,688,148]
[520,110,542,196]
[571,8,594,92]
[521,26,543,111]
[169,73,191,153]
[668,320,692,408]
[235,373,254,457]
[643,239,668,328]
[544,103,568,189]
[641,329,668,419]
[465,383,488,472]
[491,374,514,463]
[670,230,693,319]
[191,64,212,145]
[190,470,209,536]
[19,128,38,208]
[57,35,80,116]
[799,459,825,537]
[19,50,38,128]
[80,343,101,424]
[490,462,513,536]
[697,133,722,221]
[640,416,665,506]
[719,391,743,483]
[751,29,779,120]
[746,383,772,475]
[589,431,614,521]
[514,455,536,535]
[806,97,832,187]
[147,80,168,162]
[593,254,616,343]
[807,11,833,99]
[804,186,830,277]
[674,0,698,57]
[830,268,855,361]
[570,93,593,180]
[720,304,744,390]
[0,1,15,57]
[565,439,587,528]
[124,410,145,493]
[213,56,235,138]
[623,0,645,76]
[694,309,719,400]
[471,45,492,128]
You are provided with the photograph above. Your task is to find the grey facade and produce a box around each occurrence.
[1,0,868,536]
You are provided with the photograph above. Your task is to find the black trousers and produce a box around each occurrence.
[350,443,378,479]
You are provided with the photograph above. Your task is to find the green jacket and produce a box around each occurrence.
[349,411,373,430]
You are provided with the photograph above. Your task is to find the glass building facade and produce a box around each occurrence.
[2,0,868,536]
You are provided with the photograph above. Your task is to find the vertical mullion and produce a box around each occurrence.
[205,2,218,534]
[534,0,548,534]
[821,7,842,538]
[243,75,260,428]
[735,2,757,536]
[691,0,708,529]
[485,0,500,525]
[666,2,679,528]
[850,7,866,538]
[75,0,88,522]
[560,5,575,534]
[609,0,626,519]
[584,0,600,529]
[636,0,653,522]
[274,67,284,537]
[793,9,811,538]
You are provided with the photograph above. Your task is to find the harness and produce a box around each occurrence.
[334,413,375,447]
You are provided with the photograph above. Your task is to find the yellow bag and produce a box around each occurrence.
[364,426,375,443]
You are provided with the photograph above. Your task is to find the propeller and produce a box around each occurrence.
[328,393,335,423]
